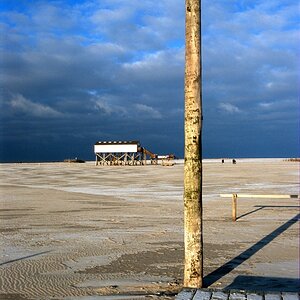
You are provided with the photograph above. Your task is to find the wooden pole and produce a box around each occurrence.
[184,0,203,288]
[232,193,238,222]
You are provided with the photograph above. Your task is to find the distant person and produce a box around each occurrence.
[232,159,236,164]
[221,159,224,164]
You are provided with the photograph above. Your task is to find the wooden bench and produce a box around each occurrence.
[220,194,299,221]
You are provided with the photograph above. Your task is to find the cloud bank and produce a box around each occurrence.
[0,0,298,161]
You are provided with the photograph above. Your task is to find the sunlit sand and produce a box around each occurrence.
[0,159,298,299]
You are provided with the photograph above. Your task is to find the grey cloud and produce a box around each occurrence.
[93,96,128,116]
[9,94,62,118]
[0,0,298,161]
[219,103,242,114]
[203,2,298,120]
[134,104,162,119]
[89,0,183,50]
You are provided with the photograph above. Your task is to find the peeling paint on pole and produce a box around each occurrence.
[184,0,203,288]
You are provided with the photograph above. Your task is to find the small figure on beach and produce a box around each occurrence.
[232,159,236,164]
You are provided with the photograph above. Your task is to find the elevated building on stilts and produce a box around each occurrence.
[94,141,158,166]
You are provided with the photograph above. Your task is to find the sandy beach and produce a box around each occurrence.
[0,159,299,299]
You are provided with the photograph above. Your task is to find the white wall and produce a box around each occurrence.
[94,144,138,153]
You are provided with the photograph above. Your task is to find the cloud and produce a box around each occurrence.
[259,102,274,109]
[93,96,127,116]
[219,102,242,114]
[256,99,298,123]
[0,0,298,161]
[93,97,162,120]
[9,94,62,118]
[135,103,162,119]
[88,0,184,50]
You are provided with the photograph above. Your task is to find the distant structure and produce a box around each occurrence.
[64,158,85,163]
[158,154,176,166]
[94,141,158,166]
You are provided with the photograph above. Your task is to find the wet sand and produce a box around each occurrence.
[0,159,299,299]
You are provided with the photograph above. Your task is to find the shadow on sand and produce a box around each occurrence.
[0,250,51,266]
[237,205,300,220]
[204,213,299,288]
[224,275,299,292]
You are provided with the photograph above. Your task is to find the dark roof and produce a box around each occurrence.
[94,141,140,145]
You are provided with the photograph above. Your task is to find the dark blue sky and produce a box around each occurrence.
[0,0,299,162]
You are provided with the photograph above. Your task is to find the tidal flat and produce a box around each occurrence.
[0,159,299,299]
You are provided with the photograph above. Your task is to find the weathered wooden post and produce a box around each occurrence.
[184,0,203,288]
[143,149,147,165]
[232,193,238,221]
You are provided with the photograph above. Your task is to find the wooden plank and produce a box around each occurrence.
[211,291,229,300]
[265,293,281,300]
[220,194,299,199]
[282,293,300,300]
[175,288,196,300]
[177,290,299,300]
[246,293,263,300]
[229,292,246,300]
[193,290,212,300]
